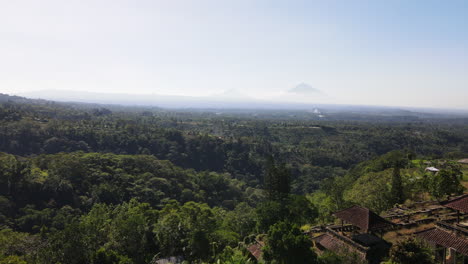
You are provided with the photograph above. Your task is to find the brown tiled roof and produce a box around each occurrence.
[333,205,393,232]
[416,226,468,256]
[155,256,184,264]
[314,233,347,252]
[313,228,369,252]
[247,243,263,261]
[441,194,468,213]
[352,233,391,248]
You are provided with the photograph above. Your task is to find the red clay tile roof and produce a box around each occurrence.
[333,205,393,232]
[247,243,262,260]
[313,230,368,255]
[416,227,468,256]
[314,233,347,252]
[441,194,468,213]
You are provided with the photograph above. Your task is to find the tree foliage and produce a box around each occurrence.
[389,238,434,264]
[390,167,404,205]
[428,164,464,200]
[0,94,467,263]
[262,221,318,264]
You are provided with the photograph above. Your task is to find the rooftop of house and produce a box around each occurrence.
[352,233,391,248]
[313,228,390,264]
[416,222,468,256]
[425,166,440,172]
[333,205,394,232]
[313,228,368,255]
[247,240,265,261]
[441,194,468,213]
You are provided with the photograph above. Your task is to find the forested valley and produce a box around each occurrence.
[1,93,468,264]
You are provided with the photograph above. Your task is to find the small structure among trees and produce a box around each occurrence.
[333,205,394,233]
[441,194,468,223]
[426,166,440,173]
[313,205,392,264]
[415,194,468,263]
[388,238,435,264]
[313,229,368,262]
[416,222,468,264]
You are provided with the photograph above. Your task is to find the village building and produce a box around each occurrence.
[426,166,440,173]
[313,227,391,264]
[246,240,263,262]
[248,200,468,264]
[416,194,468,263]
[312,205,393,264]
[417,222,468,264]
[333,205,394,233]
[313,228,367,259]
[441,194,468,224]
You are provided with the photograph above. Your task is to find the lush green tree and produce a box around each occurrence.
[91,247,133,264]
[223,202,256,238]
[286,195,318,226]
[0,196,12,226]
[215,246,255,264]
[0,229,40,260]
[153,206,186,257]
[291,165,347,194]
[154,201,218,261]
[389,238,434,264]
[264,158,290,201]
[255,201,286,233]
[0,255,27,264]
[262,221,318,264]
[320,175,354,211]
[255,196,317,233]
[107,200,158,264]
[344,170,393,213]
[428,167,463,200]
[2,94,468,264]
[80,203,112,256]
[390,167,404,205]
[45,222,89,264]
[0,154,20,197]
[307,192,335,224]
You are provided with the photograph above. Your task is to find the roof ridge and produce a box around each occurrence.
[441,193,468,205]
[437,222,468,238]
[414,227,436,235]
[325,228,369,252]
[333,205,368,215]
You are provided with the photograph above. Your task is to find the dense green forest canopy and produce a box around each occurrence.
[1,94,468,263]
[1,93,467,193]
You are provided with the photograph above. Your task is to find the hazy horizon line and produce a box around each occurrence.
[6,89,468,114]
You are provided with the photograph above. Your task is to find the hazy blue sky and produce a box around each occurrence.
[1,0,467,109]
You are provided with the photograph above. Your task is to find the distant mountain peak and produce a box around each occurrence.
[288,83,323,95]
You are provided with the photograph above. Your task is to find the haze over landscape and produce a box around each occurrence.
[4,1,468,264]
[1,0,468,109]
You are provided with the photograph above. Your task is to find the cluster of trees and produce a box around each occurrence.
[1,94,468,263]
[0,199,243,263]
[0,150,320,263]
[1,93,468,196]
[0,148,336,263]
[310,150,465,222]
[0,152,257,229]
[386,238,435,264]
